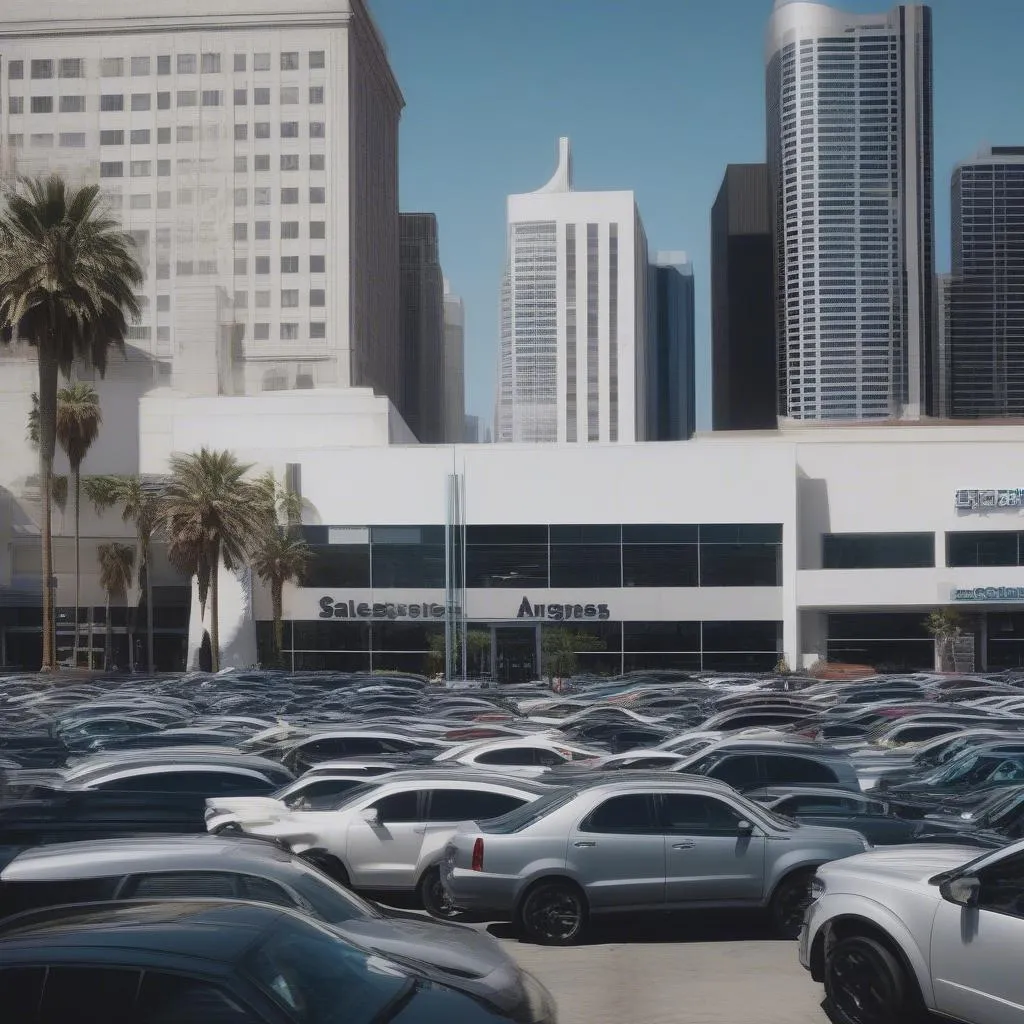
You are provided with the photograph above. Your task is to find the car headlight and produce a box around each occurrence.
[861,836,874,851]
[809,875,827,902]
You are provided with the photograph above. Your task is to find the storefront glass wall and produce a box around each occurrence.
[827,613,934,671]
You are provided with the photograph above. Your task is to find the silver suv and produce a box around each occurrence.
[441,775,870,944]
[800,838,1024,1024]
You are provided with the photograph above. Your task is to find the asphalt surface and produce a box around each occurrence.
[493,913,829,1024]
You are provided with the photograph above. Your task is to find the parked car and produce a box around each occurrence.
[279,732,448,774]
[432,738,599,777]
[746,786,1000,848]
[0,835,552,1021]
[0,899,555,1023]
[800,838,1024,1024]
[881,747,1024,807]
[214,770,553,915]
[441,776,870,944]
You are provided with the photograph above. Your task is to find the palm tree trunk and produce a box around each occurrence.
[272,579,283,667]
[104,591,112,670]
[209,543,220,673]
[37,350,58,671]
[72,469,81,665]
[145,546,154,673]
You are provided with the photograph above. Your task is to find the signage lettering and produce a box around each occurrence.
[318,596,451,620]
[952,586,1024,603]
[955,489,1024,512]
[516,597,610,622]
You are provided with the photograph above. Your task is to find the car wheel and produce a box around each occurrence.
[824,936,918,1024]
[419,867,463,920]
[769,869,815,939]
[301,851,351,888]
[518,881,587,946]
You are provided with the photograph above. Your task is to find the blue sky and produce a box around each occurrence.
[371,0,1024,428]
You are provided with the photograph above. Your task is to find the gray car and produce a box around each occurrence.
[441,775,870,944]
[0,834,555,1022]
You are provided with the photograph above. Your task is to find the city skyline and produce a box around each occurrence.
[372,0,1024,427]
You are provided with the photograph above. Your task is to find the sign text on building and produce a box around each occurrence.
[318,597,456,620]
[955,489,1024,512]
[952,586,1024,603]
[516,597,611,622]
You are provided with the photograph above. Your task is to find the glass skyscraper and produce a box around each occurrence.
[766,0,935,421]
[944,147,1024,418]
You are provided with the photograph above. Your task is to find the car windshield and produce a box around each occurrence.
[917,737,970,767]
[479,787,576,834]
[986,792,1024,829]
[932,754,1000,786]
[245,918,413,1024]
[289,858,382,923]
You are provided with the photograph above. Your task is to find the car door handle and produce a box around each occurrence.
[573,840,597,848]
[671,841,695,850]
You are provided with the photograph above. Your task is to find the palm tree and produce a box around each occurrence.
[159,449,268,672]
[55,382,102,665]
[253,523,310,668]
[97,542,134,671]
[113,476,158,673]
[0,175,143,670]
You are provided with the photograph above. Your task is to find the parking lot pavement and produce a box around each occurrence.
[494,914,829,1024]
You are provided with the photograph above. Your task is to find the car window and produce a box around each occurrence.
[534,748,569,767]
[704,754,759,788]
[369,789,421,823]
[39,967,142,1024]
[475,748,539,766]
[93,770,269,794]
[136,972,261,1023]
[977,851,1024,918]
[579,794,658,834]
[780,795,861,814]
[760,755,838,785]
[240,875,299,909]
[990,759,1024,783]
[0,967,45,1019]
[286,779,363,809]
[424,789,526,822]
[0,877,121,919]
[622,757,677,770]
[659,793,746,835]
[124,872,240,899]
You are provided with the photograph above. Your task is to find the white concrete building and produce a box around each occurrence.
[0,0,404,401]
[495,137,649,444]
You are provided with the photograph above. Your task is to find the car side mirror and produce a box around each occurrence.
[737,819,755,835]
[360,806,381,826]
[940,876,980,909]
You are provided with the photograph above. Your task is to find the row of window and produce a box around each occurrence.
[822,531,1024,569]
[234,291,325,309]
[302,523,783,590]
[235,187,325,206]
[235,256,326,275]
[8,52,326,80]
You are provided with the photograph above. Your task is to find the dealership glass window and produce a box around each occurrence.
[293,652,370,672]
[622,543,698,588]
[947,531,1022,568]
[702,620,780,653]
[827,613,934,673]
[624,652,702,673]
[302,544,370,588]
[623,621,700,652]
[466,526,548,589]
[292,620,369,650]
[549,524,621,588]
[370,526,446,588]
[371,621,444,652]
[824,532,935,569]
[700,544,780,587]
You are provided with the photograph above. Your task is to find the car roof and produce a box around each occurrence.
[0,899,287,962]
[344,768,557,791]
[756,786,872,801]
[691,739,851,759]
[564,772,745,796]
[2,835,296,883]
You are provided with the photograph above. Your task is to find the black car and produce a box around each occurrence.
[0,899,554,1023]
[881,748,1024,807]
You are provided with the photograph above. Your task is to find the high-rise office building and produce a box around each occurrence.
[944,147,1024,419]
[711,164,777,431]
[766,0,935,421]
[399,213,445,442]
[496,137,650,444]
[0,0,404,401]
[648,253,696,441]
[443,280,466,443]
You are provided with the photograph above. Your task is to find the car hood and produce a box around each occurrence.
[337,916,535,1017]
[204,796,289,826]
[773,823,871,849]
[821,843,981,888]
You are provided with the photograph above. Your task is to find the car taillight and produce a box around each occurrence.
[471,837,484,871]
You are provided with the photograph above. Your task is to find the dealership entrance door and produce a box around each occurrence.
[493,625,539,683]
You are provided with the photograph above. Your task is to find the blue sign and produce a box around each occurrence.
[952,586,1024,602]
[955,489,1024,512]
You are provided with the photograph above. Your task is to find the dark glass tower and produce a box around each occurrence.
[647,254,696,440]
[945,148,1024,418]
[711,163,777,431]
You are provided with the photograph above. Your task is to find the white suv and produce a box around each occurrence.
[800,838,1024,1024]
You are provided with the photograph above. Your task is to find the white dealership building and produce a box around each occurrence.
[2,370,1024,679]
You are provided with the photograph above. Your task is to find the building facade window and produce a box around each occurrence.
[823,533,935,569]
[947,531,1024,568]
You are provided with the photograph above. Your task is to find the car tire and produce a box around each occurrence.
[301,851,351,888]
[824,936,920,1024]
[769,869,815,939]
[518,880,588,946]
[419,867,463,920]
